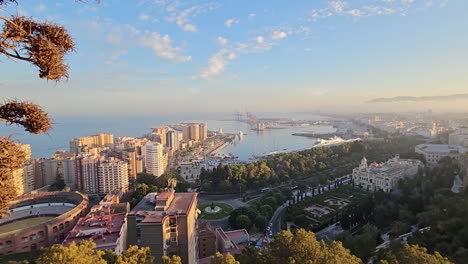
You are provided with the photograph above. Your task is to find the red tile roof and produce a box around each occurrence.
[62,213,126,249]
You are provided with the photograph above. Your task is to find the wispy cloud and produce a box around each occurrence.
[192,49,235,80]
[225,18,239,28]
[162,2,219,32]
[35,3,47,12]
[167,6,199,32]
[217,36,228,45]
[309,0,448,21]
[138,13,150,21]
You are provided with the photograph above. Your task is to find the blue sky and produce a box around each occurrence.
[1,0,468,115]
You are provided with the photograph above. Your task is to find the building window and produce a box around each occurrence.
[38,231,44,238]
[5,241,12,248]
[59,224,64,230]
[30,234,37,241]
[53,226,58,233]
[0,243,3,249]
[22,237,28,243]
[65,221,70,228]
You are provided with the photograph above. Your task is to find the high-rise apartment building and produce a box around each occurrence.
[181,123,207,142]
[166,130,179,151]
[199,123,208,141]
[35,151,76,189]
[70,134,114,154]
[98,159,129,194]
[182,126,191,141]
[127,191,198,264]
[152,127,168,146]
[75,153,101,194]
[12,144,34,195]
[189,124,200,142]
[145,142,165,177]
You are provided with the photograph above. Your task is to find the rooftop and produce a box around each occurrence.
[129,192,197,224]
[63,213,126,249]
[224,229,250,245]
[416,144,467,154]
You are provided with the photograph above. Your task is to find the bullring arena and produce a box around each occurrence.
[0,192,89,256]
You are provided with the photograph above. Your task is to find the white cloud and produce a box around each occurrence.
[193,49,230,80]
[248,13,256,20]
[35,3,47,12]
[225,18,239,28]
[271,31,287,40]
[256,36,265,44]
[217,36,228,45]
[304,48,312,52]
[309,88,328,96]
[141,32,192,62]
[228,53,236,60]
[139,13,150,21]
[329,1,347,13]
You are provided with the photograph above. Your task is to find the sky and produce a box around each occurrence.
[1,0,468,115]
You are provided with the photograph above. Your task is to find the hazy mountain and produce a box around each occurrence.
[366,94,468,103]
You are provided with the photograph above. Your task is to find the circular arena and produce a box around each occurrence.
[0,192,89,256]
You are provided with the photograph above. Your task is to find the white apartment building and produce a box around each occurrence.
[98,159,129,194]
[353,156,423,192]
[145,142,165,177]
[415,144,467,168]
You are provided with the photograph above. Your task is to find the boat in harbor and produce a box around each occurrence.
[260,137,361,157]
[314,136,361,147]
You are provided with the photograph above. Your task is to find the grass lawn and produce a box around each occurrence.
[198,202,233,220]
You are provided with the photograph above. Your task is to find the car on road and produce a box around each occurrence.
[269,231,273,237]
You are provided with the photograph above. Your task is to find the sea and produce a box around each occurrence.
[0,112,335,161]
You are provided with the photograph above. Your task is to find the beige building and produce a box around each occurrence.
[35,151,76,189]
[98,159,129,195]
[152,127,168,146]
[199,123,208,141]
[352,156,423,192]
[12,144,34,195]
[75,153,101,195]
[182,124,205,142]
[70,134,114,154]
[415,144,467,168]
[178,160,204,183]
[127,191,198,264]
[449,127,468,147]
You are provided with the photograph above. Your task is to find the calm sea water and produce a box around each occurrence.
[0,112,333,160]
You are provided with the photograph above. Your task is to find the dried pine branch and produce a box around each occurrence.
[0,0,17,6]
[0,137,25,218]
[0,15,75,81]
[0,99,52,134]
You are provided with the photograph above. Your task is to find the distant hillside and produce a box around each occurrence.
[366,93,468,103]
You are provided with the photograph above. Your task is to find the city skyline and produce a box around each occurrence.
[1,0,468,114]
